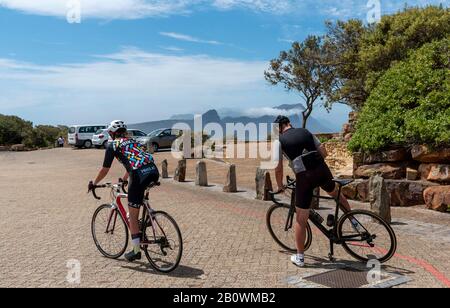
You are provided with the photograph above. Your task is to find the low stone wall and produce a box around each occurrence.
[351,145,450,212]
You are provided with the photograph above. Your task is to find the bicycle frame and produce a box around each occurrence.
[101,184,165,247]
[278,179,374,260]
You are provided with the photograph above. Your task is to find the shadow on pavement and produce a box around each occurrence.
[118,260,205,279]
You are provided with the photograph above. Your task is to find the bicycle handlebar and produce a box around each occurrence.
[268,176,297,203]
[89,181,161,200]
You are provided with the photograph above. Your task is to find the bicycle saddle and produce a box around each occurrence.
[333,179,354,187]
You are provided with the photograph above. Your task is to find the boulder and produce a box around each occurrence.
[174,159,186,182]
[406,168,419,181]
[11,144,25,152]
[353,152,364,174]
[411,145,450,163]
[195,161,208,187]
[255,168,273,201]
[341,179,369,202]
[369,175,391,224]
[385,180,438,207]
[363,148,409,164]
[423,186,450,213]
[223,164,237,193]
[343,133,353,142]
[161,160,169,178]
[354,163,406,180]
[418,164,450,183]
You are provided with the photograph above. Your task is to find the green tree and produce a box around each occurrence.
[265,36,334,128]
[0,114,33,145]
[348,38,450,153]
[325,5,449,110]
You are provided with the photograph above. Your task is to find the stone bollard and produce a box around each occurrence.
[310,187,320,209]
[255,168,273,201]
[369,174,391,224]
[196,161,208,187]
[223,164,237,193]
[174,159,186,182]
[161,159,169,179]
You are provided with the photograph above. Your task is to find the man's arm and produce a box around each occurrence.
[94,167,110,185]
[275,157,284,192]
[313,136,328,158]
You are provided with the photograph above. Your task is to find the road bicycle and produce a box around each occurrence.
[266,176,397,263]
[89,181,183,273]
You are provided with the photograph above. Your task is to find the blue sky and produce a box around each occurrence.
[0,0,447,128]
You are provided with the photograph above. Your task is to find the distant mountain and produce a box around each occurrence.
[129,103,337,138]
[170,114,194,120]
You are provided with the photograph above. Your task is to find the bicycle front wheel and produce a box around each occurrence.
[91,204,129,259]
[143,211,183,273]
[266,204,312,253]
[338,210,397,264]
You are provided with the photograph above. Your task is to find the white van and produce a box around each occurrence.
[68,125,107,148]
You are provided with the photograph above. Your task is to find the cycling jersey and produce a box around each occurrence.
[103,138,154,172]
[277,128,335,209]
[103,138,159,208]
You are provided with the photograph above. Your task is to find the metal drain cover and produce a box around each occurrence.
[304,268,388,288]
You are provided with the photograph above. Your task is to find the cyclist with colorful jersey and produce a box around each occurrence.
[89,120,160,262]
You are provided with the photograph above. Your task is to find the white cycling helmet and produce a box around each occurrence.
[108,120,127,133]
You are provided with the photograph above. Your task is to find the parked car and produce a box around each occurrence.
[92,129,148,149]
[92,129,110,149]
[137,128,181,152]
[68,124,107,148]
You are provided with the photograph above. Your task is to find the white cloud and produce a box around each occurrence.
[0,47,299,124]
[0,0,296,19]
[160,32,222,45]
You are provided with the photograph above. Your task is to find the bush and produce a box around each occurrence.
[0,114,68,148]
[349,38,450,153]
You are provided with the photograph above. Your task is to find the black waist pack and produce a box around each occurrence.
[292,151,324,174]
[135,162,159,184]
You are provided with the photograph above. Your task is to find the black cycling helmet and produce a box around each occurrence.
[274,115,291,125]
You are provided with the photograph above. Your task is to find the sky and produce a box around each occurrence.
[0,0,447,127]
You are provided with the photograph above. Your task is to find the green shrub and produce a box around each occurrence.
[349,38,450,153]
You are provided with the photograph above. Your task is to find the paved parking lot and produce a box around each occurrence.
[0,148,449,288]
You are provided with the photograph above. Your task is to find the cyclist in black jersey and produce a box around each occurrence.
[273,116,354,267]
[89,120,159,262]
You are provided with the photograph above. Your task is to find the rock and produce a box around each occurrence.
[385,180,438,207]
[343,133,353,142]
[255,168,273,201]
[363,149,409,164]
[11,144,25,152]
[341,179,369,202]
[161,160,169,178]
[423,186,450,212]
[195,161,208,187]
[369,175,391,224]
[418,164,450,183]
[354,163,406,180]
[223,164,237,193]
[174,159,186,182]
[0,146,10,151]
[310,187,320,209]
[406,168,419,181]
[348,111,358,123]
[411,145,450,163]
[353,152,364,174]
[342,124,352,135]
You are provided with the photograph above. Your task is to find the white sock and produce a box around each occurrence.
[297,253,304,260]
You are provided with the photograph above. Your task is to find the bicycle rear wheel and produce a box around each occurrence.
[142,211,183,273]
[91,204,129,259]
[266,204,312,253]
[338,210,397,263]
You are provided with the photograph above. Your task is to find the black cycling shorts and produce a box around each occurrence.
[295,162,335,210]
[128,164,160,209]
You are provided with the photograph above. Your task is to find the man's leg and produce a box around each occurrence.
[327,189,351,213]
[295,208,310,254]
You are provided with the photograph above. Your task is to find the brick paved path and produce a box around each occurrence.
[0,149,449,288]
